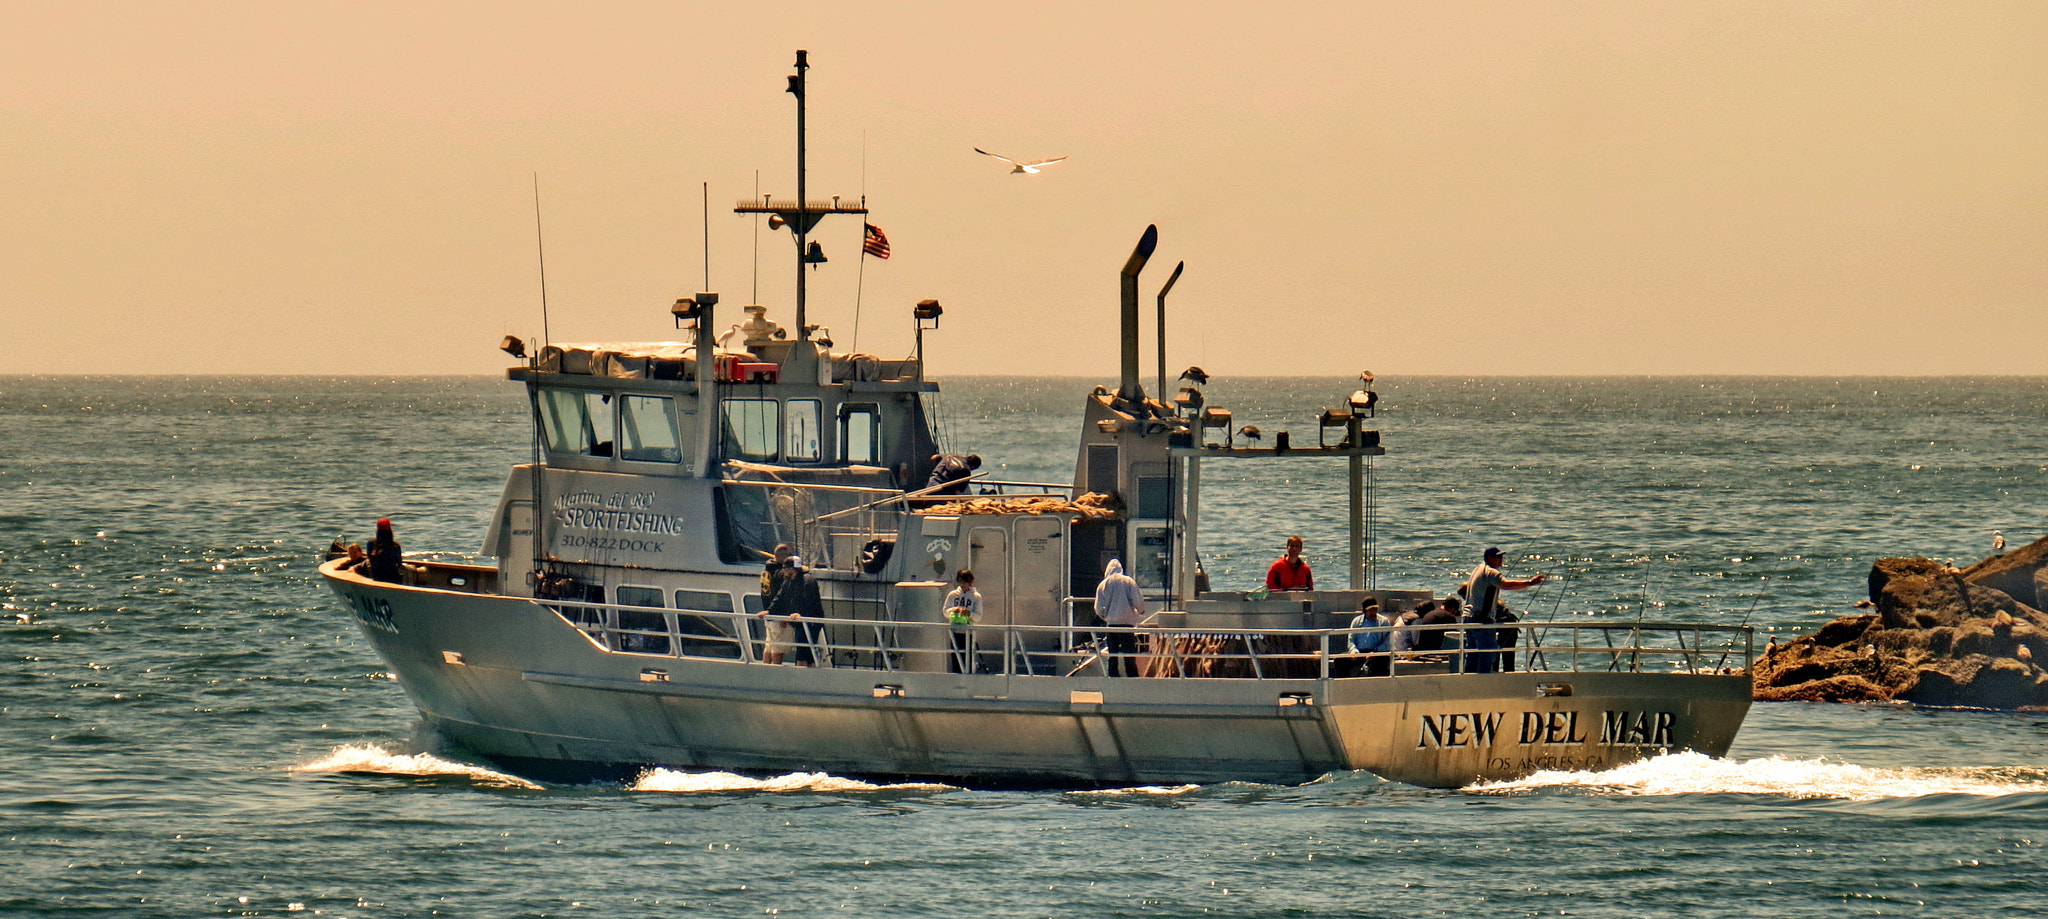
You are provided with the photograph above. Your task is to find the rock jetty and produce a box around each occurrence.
[1752,535,2048,709]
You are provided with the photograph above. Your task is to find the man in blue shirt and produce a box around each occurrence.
[1348,602,1392,677]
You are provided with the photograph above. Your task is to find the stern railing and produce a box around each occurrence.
[534,600,1754,679]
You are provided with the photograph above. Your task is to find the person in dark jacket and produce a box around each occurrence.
[756,544,796,664]
[768,557,826,667]
[1413,597,1461,652]
[367,518,404,583]
[927,454,982,495]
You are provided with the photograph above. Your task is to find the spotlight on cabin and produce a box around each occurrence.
[912,299,945,361]
[671,297,701,328]
[500,335,527,358]
[1348,389,1378,418]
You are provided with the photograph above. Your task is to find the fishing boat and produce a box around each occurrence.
[320,51,1752,788]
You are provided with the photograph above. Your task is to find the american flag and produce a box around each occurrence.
[862,223,891,260]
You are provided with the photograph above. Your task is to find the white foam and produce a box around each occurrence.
[1068,784,1203,797]
[629,768,949,794]
[1472,750,2048,800]
[291,743,541,789]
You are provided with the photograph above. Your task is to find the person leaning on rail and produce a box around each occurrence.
[1093,559,1146,677]
[1346,601,1393,677]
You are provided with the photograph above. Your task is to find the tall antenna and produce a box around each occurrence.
[854,130,868,352]
[701,181,711,292]
[528,172,552,577]
[750,170,760,305]
[532,173,551,348]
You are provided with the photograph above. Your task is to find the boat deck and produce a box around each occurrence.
[333,560,1753,682]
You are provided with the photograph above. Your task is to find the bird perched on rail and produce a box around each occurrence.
[974,148,1068,174]
[1237,425,1262,445]
[1179,366,1209,386]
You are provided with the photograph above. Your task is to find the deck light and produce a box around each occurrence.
[499,336,527,358]
[1199,407,1233,448]
[1318,408,1354,448]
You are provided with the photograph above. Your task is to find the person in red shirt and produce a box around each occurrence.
[1265,535,1314,591]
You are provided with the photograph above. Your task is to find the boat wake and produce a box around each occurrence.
[291,743,542,789]
[1471,750,2048,800]
[1067,784,1204,797]
[629,768,950,795]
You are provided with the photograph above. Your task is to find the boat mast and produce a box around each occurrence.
[735,52,866,331]
[789,49,810,340]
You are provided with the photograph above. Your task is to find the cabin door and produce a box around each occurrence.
[1011,516,1065,657]
[968,526,1011,687]
[968,527,1010,626]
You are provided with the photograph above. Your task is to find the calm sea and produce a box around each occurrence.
[4,375,2046,918]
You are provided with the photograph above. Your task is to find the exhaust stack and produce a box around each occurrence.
[1118,224,1159,405]
[1155,260,1184,402]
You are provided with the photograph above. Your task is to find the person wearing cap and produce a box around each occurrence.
[367,518,404,583]
[766,555,826,667]
[1346,601,1393,677]
[1265,535,1314,592]
[1460,547,1546,673]
[1412,597,1460,652]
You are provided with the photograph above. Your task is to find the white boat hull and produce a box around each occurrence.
[326,560,1751,788]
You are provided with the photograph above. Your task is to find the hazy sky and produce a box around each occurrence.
[5,1,2044,377]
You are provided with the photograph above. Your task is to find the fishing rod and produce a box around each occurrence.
[1714,581,1767,672]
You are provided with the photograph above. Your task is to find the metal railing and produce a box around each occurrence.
[539,600,1754,679]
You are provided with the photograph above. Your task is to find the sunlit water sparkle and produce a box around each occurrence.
[4,375,2046,917]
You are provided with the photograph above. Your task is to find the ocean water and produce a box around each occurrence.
[4,374,2047,918]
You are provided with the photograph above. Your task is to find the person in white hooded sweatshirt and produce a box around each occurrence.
[1094,559,1146,677]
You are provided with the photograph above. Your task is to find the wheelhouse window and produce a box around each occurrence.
[840,404,878,465]
[619,395,682,464]
[539,390,617,457]
[786,399,822,463]
[722,399,780,462]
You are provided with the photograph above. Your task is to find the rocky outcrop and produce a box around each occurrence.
[1753,536,2048,709]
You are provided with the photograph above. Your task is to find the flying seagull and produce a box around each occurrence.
[975,148,1068,175]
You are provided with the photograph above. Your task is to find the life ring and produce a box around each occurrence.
[858,539,895,574]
